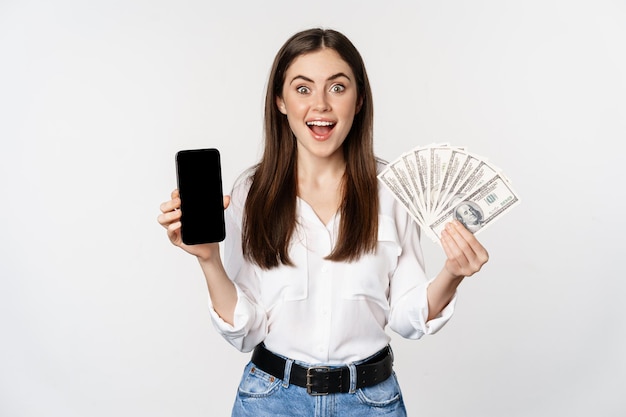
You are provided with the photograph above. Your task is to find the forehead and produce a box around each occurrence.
[285,48,354,80]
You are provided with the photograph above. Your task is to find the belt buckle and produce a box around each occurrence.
[306,366,332,396]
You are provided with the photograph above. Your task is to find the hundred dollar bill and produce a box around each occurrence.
[428,174,520,240]
[432,148,469,214]
[399,152,427,217]
[428,145,446,214]
[393,143,444,224]
[379,161,439,242]
[378,167,425,226]
[434,151,483,217]
[389,158,424,221]
[412,147,432,216]
[434,159,502,220]
[429,145,464,217]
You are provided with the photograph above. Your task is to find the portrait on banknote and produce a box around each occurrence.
[453,201,484,233]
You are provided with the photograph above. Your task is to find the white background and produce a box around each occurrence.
[1,0,625,416]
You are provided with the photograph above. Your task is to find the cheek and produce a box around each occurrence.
[283,98,306,115]
[285,113,307,136]
[339,105,357,118]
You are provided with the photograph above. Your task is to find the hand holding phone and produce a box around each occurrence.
[175,148,226,244]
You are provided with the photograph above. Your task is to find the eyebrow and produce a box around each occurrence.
[289,72,352,85]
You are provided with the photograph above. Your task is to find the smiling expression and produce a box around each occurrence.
[276,48,361,162]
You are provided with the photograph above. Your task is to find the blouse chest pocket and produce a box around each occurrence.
[259,273,308,310]
[257,240,309,310]
[341,216,401,308]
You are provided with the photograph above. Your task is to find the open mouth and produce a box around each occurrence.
[306,120,336,137]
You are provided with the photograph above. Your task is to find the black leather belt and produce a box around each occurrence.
[250,344,393,395]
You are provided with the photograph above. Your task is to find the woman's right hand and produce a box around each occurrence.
[157,189,230,261]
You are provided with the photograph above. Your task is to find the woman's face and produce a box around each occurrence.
[276,48,361,163]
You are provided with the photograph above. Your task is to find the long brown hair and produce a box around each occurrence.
[242,28,378,269]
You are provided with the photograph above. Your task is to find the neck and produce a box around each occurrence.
[296,152,346,187]
[297,145,346,179]
[295,151,346,225]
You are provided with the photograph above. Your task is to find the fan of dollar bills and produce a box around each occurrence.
[378,143,520,243]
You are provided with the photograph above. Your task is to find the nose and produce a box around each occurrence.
[313,92,331,112]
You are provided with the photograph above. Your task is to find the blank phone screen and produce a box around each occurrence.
[175,148,226,244]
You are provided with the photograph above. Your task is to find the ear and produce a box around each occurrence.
[276,96,287,114]
[356,96,364,114]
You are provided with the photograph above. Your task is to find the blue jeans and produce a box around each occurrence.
[231,351,408,417]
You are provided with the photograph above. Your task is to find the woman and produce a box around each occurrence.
[158,28,488,417]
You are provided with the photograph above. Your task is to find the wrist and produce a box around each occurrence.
[439,268,465,284]
[195,245,221,264]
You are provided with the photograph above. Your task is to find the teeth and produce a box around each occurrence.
[306,121,335,127]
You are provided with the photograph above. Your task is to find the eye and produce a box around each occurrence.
[330,84,345,93]
[296,86,310,94]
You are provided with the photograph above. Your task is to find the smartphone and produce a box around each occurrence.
[175,148,226,244]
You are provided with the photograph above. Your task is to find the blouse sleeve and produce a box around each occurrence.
[207,180,267,352]
[385,190,457,339]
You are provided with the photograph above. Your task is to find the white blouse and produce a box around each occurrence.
[209,173,456,365]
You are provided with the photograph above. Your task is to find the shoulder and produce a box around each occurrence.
[231,167,256,200]
[375,158,398,215]
[227,167,255,221]
[375,157,388,174]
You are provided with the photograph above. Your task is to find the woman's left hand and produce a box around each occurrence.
[440,220,489,280]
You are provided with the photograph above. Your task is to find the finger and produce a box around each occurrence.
[223,195,231,210]
[157,209,182,228]
[446,221,489,273]
[166,221,183,245]
[167,220,182,234]
[451,220,488,256]
[441,228,468,268]
[170,189,180,199]
[159,197,181,214]
[451,221,489,265]
[445,221,473,257]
